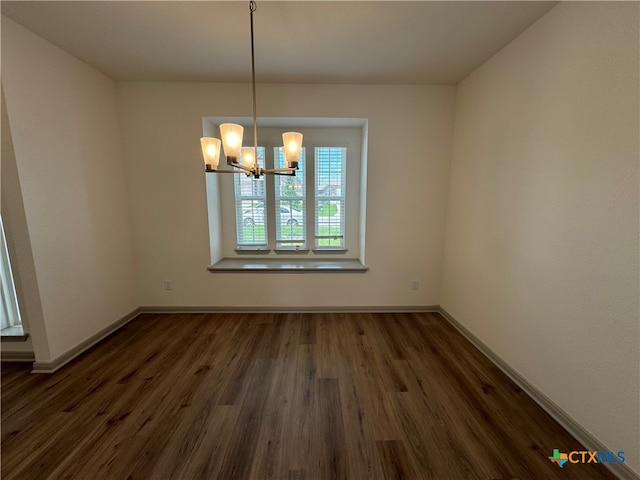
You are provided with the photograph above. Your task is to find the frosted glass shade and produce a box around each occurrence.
[220,123,244,159]
[282,132,303,165]
[241,147,257,167]
[200,137,221,169]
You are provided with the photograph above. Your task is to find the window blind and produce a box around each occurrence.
[275,147,306,248]
[315,147,346,248]
[234,147,267,247]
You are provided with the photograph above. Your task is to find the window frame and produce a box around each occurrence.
[207,120,365,263]
[0,215,22,331]
[235,142,349,253]
[314,146,347,250]
[233,147,268,249]
[274,147,307,250]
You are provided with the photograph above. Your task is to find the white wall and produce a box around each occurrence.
[1,17,138,363]
[441,2,639,474]
[116,82,455,308]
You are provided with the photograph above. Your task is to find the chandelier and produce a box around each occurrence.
[200,1,303,178]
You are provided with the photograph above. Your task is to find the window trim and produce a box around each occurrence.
[204,117,368,271]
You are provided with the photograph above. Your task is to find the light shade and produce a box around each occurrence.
[220,123,244,159]
[282,132,303,165]
[200,137,221,169]
[241,147,257,167]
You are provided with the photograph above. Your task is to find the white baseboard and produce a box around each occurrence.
[438,307,639,480]
[1,350,35,362]
[139,305,440,314]
[28,306,436,372]
[31,308,140,374]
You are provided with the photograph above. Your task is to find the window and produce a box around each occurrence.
[234,147,266,247]
[233,144,347,251]
[1,215,22,333]
[315,147,346,248]
[275,147,306,249]
[205,119,366,266]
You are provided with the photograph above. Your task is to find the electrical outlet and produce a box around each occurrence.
[163,280,172,291]
[411,279,419,290]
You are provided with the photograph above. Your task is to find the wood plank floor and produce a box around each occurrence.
[2,312,616,480]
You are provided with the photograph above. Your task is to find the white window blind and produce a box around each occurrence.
[275,147,306,248]
[315,147,346,248]
[234,147,267,247]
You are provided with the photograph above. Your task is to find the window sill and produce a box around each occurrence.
[274,248,310,255]
[209,258,368,273]
[1,325,29,342]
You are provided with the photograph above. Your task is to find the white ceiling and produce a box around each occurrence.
[1,1,557,85]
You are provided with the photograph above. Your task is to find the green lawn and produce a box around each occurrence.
[315,226,343,246]
[241,225,342,247]
[317,204,338,217]
[240,225,266,244]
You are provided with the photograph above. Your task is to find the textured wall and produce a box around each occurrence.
[441,2,639,473]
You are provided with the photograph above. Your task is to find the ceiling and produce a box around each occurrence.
[1,1,557,85]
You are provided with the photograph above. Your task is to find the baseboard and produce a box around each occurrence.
[29,306,438,372]
[438,307,639,480]
[1,350,36,362]
[139,305,440,314]
[31,307,141,374]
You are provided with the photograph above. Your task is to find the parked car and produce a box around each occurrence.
[242,205,303,226]
[279,206,304,226]
[242,203,264,226]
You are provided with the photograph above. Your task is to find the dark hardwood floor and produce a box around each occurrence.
[2,312,616,479]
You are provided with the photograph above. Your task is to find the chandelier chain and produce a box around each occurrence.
[249,1,258,160]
